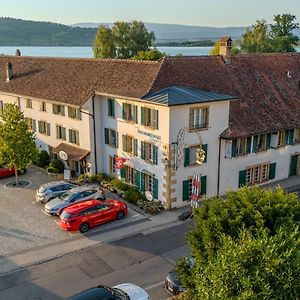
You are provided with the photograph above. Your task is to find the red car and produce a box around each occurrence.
[0,166,26,178]
[58,199,128,233]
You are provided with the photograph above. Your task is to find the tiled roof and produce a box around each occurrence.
[0,56,162,106]
[150,54,300,138]
[0,53,300,138]
[141,86,237,106]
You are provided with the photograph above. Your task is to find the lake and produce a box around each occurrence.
[0,46,299,58]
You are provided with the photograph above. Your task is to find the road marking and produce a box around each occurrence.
[144,281,165,290]
[132,214,140,218]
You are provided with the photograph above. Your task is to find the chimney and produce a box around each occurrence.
[219,36,232,63]
[6,62,13,82]
[15,49,21,56]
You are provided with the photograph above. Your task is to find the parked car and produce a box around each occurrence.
[44,186,106,216]
[164,257,195,296]
[66,283,151,300]
[35,181,76,204]
[58,199,127,233]
[178,211,193,221]
[0,166,26,178]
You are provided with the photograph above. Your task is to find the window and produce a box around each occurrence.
[245,163,270,185]
[141,107,158,129]
[122,103,137,123]
[40,102,47,112]
[107,99,115,117]
[141,141,158,164]
[52,104,65,116]
[56,125,66,140]
[69,129,79,145]
[144,173,154,193]
[38,121,50,136]
[189,107,208,130]
[104,128,118,148]
[125,166,135,185]
[26,99,32,109]
[109,155,116,174]
[184,144,208,166]
[182,175,207,201]
[277,130,285,147]
[122,135,137,154]
[68,107,81,120]
[25,118,36,132]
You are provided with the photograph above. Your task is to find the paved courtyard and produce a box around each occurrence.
[0,166,146,257]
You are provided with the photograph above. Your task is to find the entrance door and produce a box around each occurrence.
[289,154,299,176]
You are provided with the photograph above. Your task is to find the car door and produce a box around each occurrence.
[94,204,115,225]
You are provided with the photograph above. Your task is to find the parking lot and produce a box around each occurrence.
[0,166,147,256]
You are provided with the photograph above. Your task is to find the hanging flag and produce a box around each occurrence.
[115,157,126,169]
[191,174,201,208]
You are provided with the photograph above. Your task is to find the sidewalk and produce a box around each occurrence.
[0,205,189,276]
[260,175,300,192]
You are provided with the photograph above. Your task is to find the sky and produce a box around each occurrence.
[0,0,299,27]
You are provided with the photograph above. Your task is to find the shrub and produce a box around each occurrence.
[48,158,64,173]
[111,178,129,191]
[78,174,90,182]
[36,150,50,168]
[137,199,164,214]
[124,187,142,204]
[47,166,59,173]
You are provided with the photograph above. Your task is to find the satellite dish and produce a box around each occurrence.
[59,151,68,161]
[145,191,153,201]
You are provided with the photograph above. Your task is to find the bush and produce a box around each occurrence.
[111,178,129,191]
[78,174,90,182]
[36,150,50,168]
[47,166,59,173]
[137,199,164,214]
[124,187,142,204]
[48,158,64,173]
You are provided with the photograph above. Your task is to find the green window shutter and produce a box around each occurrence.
[111,100,115,117]
[62,127,66,140]
[122,103,126,120]
[135,170,141,190]
[155,110,159,129]
[284,130,290,146]
[231,139,237,157]
[289,155,298,177]
[104,128,109,144]
[153,178,158,199]
[184,148,190,167]
[269,162,276,180]
[182,180,190,201]
[134,139,138,156]
[246,136,252,154]
[69,129,72,142]
[77,109,82,120]
[239,170,246,187]
[47,123,51,136]
[200,175,207,195]
[61,106,65,116]
[252,135,258,153]
[140,172,145,191]
[153,145,158,165]
[266,133,271,150]
[107,99,111,116]
[134,105,138,123]
[141,141,145,160]
[122,134,126,151]
[202,144,208,163]
[289,129,294,145]
[120,167,125,179]
[141,107,145,125]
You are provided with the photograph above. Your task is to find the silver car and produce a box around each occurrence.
[36,181,76,204]
[44,186,106,216]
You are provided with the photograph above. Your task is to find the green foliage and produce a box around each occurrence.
[48,158,64,173]
[132,48,166,61]
[137,199,164,214]
[209,38,240,56]
[0,103,39,185]
[36,150,50,168]
[178,187,300,299]
[241,14,299,53]
[110,178,129,191]
[93,20,155,59]
[124,187,142,204]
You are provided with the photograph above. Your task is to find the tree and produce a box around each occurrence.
[209,38,241,56]
[270,14,299,52]
[241,20,273,53]
[0,104,39,186]
[177,187,300,300]
[93,21,155,59]
[132,48,165,61]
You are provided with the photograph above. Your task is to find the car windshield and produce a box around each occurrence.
[59,191,73,201]
[60,211,73,219]
[111,287,129,300]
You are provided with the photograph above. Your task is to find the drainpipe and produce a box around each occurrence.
[80,93,98,174]
[217,137,221,197]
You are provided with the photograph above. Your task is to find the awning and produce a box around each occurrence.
[53,142,90,161]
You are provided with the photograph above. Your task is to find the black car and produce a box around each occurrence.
[178,211,193,221]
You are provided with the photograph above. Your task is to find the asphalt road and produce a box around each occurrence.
[0,221,193,300]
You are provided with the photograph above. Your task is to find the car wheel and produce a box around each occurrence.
[116,211,125,220]
[79,222,89,233]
